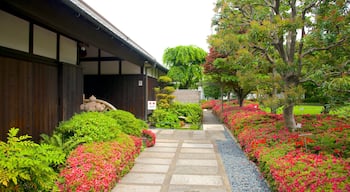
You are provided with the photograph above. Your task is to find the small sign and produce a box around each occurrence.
[148,101,157,110]
[296,123,302,128]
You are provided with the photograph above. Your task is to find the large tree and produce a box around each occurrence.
[203,47,257,106]
[211,0,350,130]
[163,45,207,89]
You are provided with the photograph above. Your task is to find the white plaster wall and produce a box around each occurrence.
[81,61,98,75]
[60,35,77,64]
[122,61,141,74]
[0,10,29,52]
[101,61,119,74]
[33,25,56,59]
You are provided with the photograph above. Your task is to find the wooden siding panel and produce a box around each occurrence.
[31,62,58,141]
[0,56,33,140]
[84,75,147,119]
[61,64,83,121]
[0,56,84,142]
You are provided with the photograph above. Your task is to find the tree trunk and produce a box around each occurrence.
[270,107,277,114]
[237,95,244,107]
[283,104,297,131]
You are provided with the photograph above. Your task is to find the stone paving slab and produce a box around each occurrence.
[174,166,219,175]
[145,147,178,152]
[135,158,172,165]
[119,173,166,184]
[170,175,223,186]
[131,164,169,173]
[180,148,215,153]
[203,124,225,131]
[168,185,227,192]
[182,143,213,148]
[178,153,216,159]
[139,152,175,158]
[176,159,218,166]
[155,142,179,147]
[113,184,162,192]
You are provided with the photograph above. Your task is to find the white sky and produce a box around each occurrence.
[83,0,216,64]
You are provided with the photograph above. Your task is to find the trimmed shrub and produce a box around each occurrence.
[149,109,180,128]
[105,110,147,137]
[55,112,123,150]
[0,128,65,191]
[142,129,156,147]
[58,135,142,191]
[170,102,202,125]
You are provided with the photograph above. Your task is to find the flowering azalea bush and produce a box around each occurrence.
[142,129,156,147]
[207,100,350,191]
[57,135,142,191]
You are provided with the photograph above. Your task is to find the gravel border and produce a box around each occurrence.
[216,128,271,192]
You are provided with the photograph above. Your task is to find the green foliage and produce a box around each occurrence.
[163,45,207,89]
[55,112,123,150]
[0,128,65,191]
[149,103,202,129]
[149,109,180,128]
[105,110,147,137]
[155,76,175,109]
[40,132,83,155]
[170,102,202,126]
[209,0,350,129]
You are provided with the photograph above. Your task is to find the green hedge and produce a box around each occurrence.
[105,110,147,137]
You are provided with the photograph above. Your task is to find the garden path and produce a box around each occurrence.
[112,110,269,192]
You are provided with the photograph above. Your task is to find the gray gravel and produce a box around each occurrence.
[216,129,271,192]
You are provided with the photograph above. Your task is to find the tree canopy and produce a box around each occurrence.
[163,45,207,89]
[209,0,350,130]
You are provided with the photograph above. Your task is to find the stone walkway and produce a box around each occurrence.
[112,110,232,192]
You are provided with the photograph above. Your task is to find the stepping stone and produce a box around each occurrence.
[119,173,165,184]
[131,164,169,173]
[145,147,177,152]
[135,158,172,165]
[182,143,213,148]
[176,159,218,166]
[154,142,179,147]
[203,124,225,131]
[139,152,175,158]
[170,175,223,186]
[174,166,219,175]
[112,184,161,192]
[181,148,215,154]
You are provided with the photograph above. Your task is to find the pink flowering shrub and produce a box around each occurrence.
[205,99,350,191]
[57,135,142,192]
[142,129,156,147]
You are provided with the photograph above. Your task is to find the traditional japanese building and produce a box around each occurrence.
[0,0,167,141]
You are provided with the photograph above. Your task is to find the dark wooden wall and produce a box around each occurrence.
[84,75,158,120]
[0,56,83,142]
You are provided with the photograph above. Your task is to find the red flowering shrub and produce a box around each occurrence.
[207,99,350,191]
[142,129,156,147]
[270,150,350,192]
[58,135,142,192]
[201,100,219,109]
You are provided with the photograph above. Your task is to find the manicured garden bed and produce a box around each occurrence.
[202,100,350,191]
[0,110,156,191]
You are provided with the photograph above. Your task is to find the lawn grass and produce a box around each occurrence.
[330,104,350,118]
[261,104,350,118]
[261,105,323,115]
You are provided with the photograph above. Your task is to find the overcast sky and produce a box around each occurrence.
[83,0,216,64]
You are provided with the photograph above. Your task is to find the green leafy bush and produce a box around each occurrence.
[0,128,65,191]
[170,102,202,125]
[149,109,180,128]
[55,112,122,150]
[105,110,147,137]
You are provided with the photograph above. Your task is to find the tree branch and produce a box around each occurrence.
[302,39,347,57]
[251,45,275,64]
